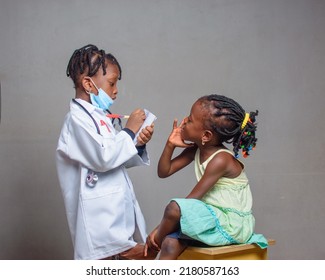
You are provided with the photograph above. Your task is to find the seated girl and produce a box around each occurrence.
[145,94,267,260]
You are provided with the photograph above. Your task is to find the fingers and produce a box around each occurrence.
[148,231,160,251]
[145,227,161,254]
[150,239,160,251]
[173,119,178,129]
[144,243,148,257]
[145,238,160,254]
[179,118,186,127]
[136,124,154,146]
[126,109,146,134]
[132,108,146,118]
[173,118,187,130]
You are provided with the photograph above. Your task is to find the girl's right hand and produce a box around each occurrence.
[168,119,194,148]
[125,109,146,134]
[144,227,160,257]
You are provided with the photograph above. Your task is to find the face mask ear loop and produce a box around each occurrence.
[88,77,100,95]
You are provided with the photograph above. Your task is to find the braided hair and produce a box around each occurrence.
[66,44,122,87]
[198,94,258,158]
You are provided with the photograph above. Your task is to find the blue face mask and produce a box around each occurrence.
[88,78,114,111]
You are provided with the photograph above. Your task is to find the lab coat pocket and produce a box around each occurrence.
[81,186,127,249]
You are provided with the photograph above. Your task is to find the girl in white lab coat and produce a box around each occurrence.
[56,44,157,260]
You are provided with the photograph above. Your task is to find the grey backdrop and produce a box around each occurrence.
[0,0,324,260]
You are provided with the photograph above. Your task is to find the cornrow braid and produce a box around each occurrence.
[66,44,122,87]
[199,94,258,158]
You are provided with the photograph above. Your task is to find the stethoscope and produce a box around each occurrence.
[72,99,101,134]
[72,98,123,188]
[72,99,123,134]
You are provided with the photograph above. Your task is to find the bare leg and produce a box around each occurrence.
[158,237,188,260]
[100,244,158,260]
[154,201,181,247]
[119,244,158,260]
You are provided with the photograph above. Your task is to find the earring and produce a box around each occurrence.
[202,140,205,146]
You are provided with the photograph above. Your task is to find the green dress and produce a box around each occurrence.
[172,149,267,248]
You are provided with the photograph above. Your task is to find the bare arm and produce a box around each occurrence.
[158,119,196,178]
[186,152,235,199]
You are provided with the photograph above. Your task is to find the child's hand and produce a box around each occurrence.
[136,123,154,146]
[168,119,194,148]
[125,109,146,134]
[144,228,160,257]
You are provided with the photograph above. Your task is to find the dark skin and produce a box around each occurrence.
[144,100,243,259]
[76,61,154,145]
[75,58,156,259]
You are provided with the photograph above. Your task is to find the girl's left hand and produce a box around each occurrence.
[136,123,154,146]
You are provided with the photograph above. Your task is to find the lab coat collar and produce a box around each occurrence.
[72,98,97,114]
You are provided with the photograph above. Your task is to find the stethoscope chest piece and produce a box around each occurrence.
[86,170,98,188]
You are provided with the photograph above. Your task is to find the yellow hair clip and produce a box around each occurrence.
[241,113,250,130]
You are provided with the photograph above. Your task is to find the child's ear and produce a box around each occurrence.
[202,130,213,144]
[81,76,94,94]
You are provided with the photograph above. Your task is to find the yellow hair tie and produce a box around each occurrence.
[241,113,250,129]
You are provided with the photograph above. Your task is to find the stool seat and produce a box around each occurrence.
[178,239,275,260]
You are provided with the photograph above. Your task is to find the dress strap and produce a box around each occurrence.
[205,149,234,162]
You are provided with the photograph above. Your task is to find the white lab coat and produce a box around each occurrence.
[56,99,149,260]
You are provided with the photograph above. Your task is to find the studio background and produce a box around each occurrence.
[0,0,324,259]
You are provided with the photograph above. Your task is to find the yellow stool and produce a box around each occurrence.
[178,239,275,260]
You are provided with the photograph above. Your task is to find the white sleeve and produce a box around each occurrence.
[124,149,150,168]
[58,112,139,172]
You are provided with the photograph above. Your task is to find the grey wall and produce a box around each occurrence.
[0,0,324,259]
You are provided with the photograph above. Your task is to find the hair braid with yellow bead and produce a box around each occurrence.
[198,94,258,158]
